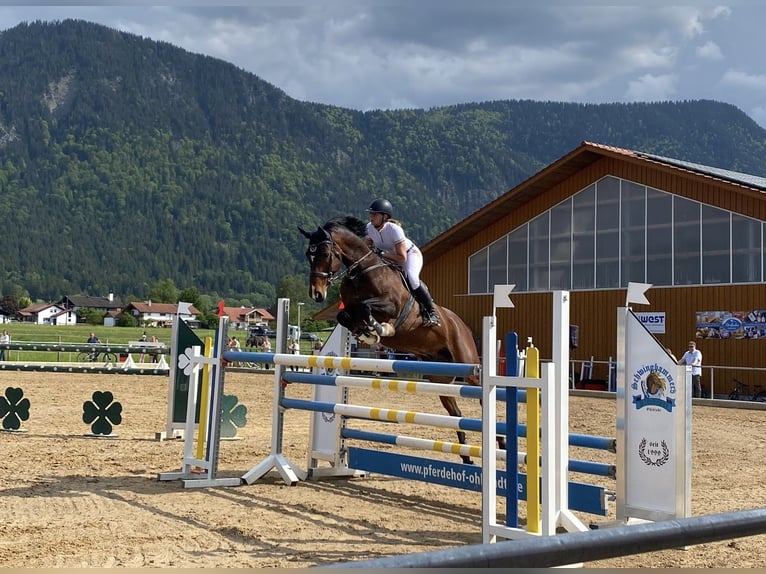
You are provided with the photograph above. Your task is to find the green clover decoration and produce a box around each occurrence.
[82,390,123,435]
[0,386,30,431]
[220,394,247,438]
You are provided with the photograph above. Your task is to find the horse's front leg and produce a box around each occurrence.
[338,305,382,346]
[336,308,357,333]
[362,299,396,338]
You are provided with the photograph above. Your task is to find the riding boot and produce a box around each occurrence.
[412,283,441,327]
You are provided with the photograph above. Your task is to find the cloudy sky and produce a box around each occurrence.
[2,2,766,127]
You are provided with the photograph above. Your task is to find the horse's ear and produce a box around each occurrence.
[298,226,311,239]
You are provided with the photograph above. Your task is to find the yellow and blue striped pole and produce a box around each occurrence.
[194,336,214,466]
[525,341,541,534]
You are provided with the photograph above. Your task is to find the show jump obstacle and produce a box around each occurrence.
[159,283,691,543]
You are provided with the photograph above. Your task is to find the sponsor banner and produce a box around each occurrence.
[625,311,685,516]
[635,312,666,333]
[695,310,766,340]
[347,447,607,516]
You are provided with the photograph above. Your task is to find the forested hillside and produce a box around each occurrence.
[2,19,766,306]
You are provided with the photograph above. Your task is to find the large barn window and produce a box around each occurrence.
[673,197,701,285]
[507,225,528,291]
[488,236,508,291]
[732,214,762,283]
[466,175,765,294]
[468,248,488,294]
[549,200,572,289]
[572,185,595,289]
[528,213,550,290]
[620,180,646,286]
[702,205,731,284]
[596,177,620,288]
[646,187,673,286]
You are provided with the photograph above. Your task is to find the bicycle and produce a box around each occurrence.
[728,378,766,402]
[77,349,118,366]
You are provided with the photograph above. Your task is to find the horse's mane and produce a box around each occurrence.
[324,216,367,239]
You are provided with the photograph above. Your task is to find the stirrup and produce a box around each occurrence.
[422,312,441,327]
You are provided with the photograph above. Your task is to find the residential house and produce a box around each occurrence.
[221,306,275,331]
[18,302,76,325]
[58,294,124,323]
[124,301,200,328]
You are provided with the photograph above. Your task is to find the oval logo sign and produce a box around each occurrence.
[721,317,742,332]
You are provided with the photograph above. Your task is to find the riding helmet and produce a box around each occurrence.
[368,198,393,217]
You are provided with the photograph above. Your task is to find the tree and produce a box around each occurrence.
[148,279,179,303]
[0,295,20,315]
[276,274,309,325]
[116,312,138,327]
[179,286,203,309]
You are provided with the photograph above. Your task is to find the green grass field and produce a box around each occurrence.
[0,323,215,362]
[0,323,323,362]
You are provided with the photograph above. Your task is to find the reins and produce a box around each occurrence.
[310,237,386,285]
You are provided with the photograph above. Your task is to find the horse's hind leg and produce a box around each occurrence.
[438,395,474,465]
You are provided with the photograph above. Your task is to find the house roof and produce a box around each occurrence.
[126,301,200,315]
[19,302,64,316]
[60,295,123,309]
[255,308,275,320]
[421,140,766,257]
[220,306,275,323]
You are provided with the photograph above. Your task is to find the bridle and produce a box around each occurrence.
[306,228,382,285]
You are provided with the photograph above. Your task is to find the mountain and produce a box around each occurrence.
[2,19,766,306]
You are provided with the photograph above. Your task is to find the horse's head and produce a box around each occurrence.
[299,224,341,303]
[298,216,370,303]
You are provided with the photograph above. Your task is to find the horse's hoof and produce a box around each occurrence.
[358,332,380,346]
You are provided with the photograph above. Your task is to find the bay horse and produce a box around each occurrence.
[298,216,501,464]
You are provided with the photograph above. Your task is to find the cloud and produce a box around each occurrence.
[0,4,765,127]
[625,74,678,102]
[721,69,766,91]
[696,41,723,61]
[710,5,732,19]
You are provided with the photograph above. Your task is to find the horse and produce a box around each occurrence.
[298,215,502,464]
[246,334,267,349]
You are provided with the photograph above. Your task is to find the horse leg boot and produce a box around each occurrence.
[412,283,441,327]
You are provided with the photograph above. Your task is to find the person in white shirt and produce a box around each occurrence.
[0,329,9,361]
[288,338,300,371]
[365,198,440,327]
[678,340,703,398]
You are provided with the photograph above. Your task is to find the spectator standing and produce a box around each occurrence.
[139,331,148,362]
[288,338,300,371]
[262,336,271,369]
[678,341,703,398]
[0,329,9,361]
[229,336,242,366]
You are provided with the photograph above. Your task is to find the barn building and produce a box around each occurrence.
[420,141,766,397]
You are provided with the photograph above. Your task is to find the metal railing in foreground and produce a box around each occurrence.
[317,507,766,569]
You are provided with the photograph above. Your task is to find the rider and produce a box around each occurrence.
[365,198,441,327]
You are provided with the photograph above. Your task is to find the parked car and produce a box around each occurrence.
[249,326,276,337]
[300,332,320,341]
